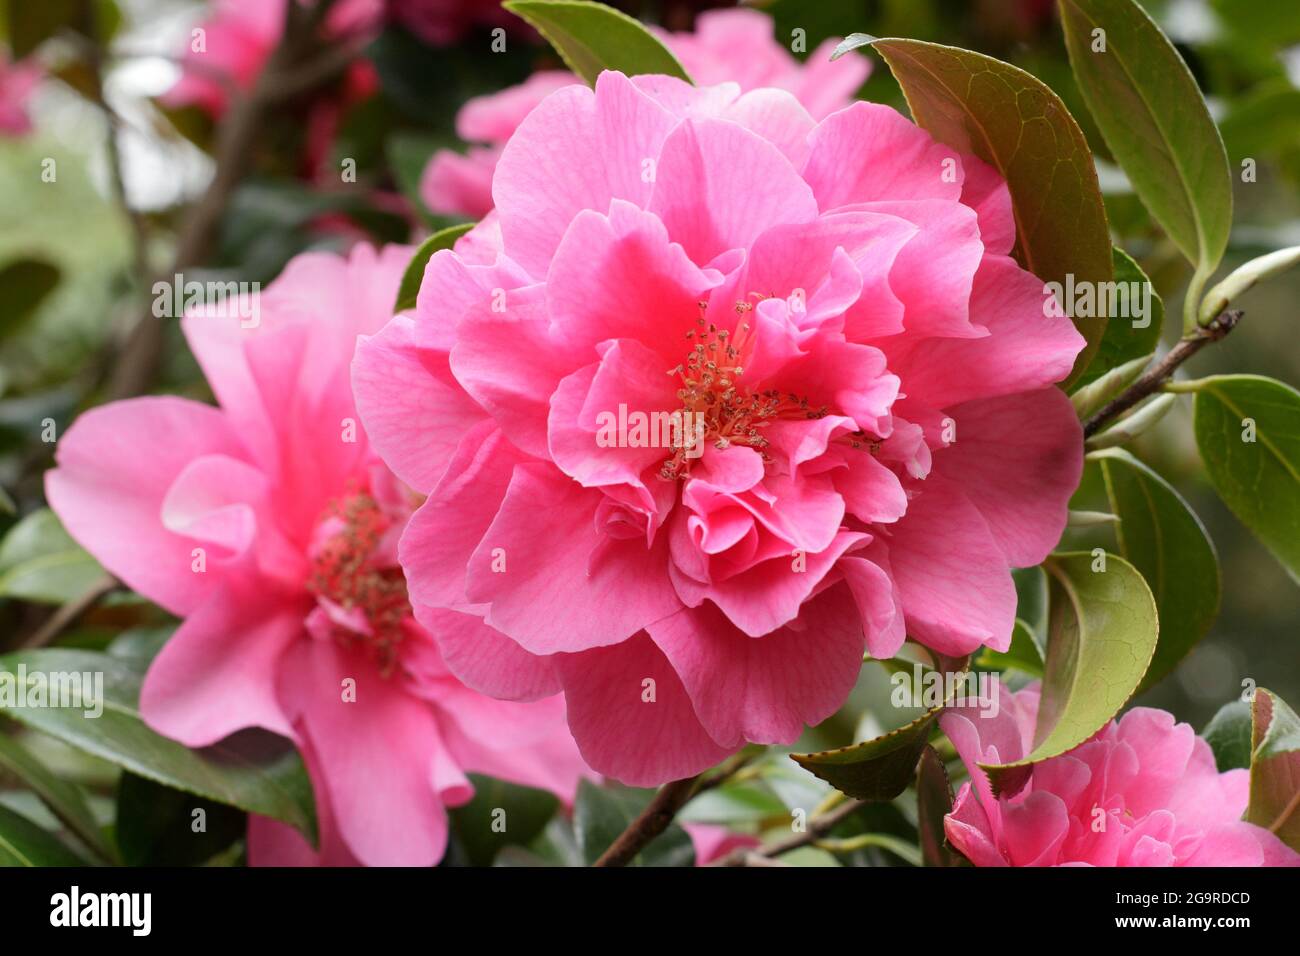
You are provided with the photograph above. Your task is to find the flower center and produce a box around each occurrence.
[659,300,829,480]
[306,492,410,676]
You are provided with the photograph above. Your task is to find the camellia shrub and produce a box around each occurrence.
[1,0,1297,876]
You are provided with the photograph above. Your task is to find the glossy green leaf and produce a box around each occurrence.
[0,729,113,862]
[1245,688,1300,852]
[1075,248,1163,389]
[115,772,246,866]
[1094,449,1220,689]
[792,696,951,802]
[393,222,475,313]
[573,780,694,866]
[449,774,560,866]
[834,34,1112,384]
[503,1,690,86]
[0,803,86,866]
[1191,375,1300,583]
[1012,566,1049,650]
[1059,0,1232,278]
[0,509,105,605]
[0,650,317,843]
[1202,699,1253,772]
[982,551,1158,793]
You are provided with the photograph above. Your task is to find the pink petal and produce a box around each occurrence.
[140,579,299,746]
[885,475,1017,655]
[803,103,963,209]
[493,71,677,277]
[649,117,818,265]
[46,397,246,616]
[556,632,734,786]
[415,605,561,701]
[352,314,488,494]
[649,585,865,748]
[466,463,682,654]
[934,388,1082,566]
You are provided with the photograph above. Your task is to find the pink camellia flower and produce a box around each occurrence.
[420,8,869,218]
[46,245,588,866]
[353,70,1086,786]
[0,49,40,137]
[940,687,1300,866]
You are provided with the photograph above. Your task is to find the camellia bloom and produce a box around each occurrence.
[420,8,869,218]
[0,49,40,137]
[940,688,1300,866]
[354,70,1086,786]
[47,245,588,866]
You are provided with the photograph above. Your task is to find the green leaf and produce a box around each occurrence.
[573,780,694,866]
[393,223,475,313]
[0,729,114,862]
[792,693,954,802]
[115,772,246,866]
[1191,375,1300,583]
[448,774,560,866]
[1012,566,1050,650]
[0,649,317,843]
[1058,0,1232,280]
[976,619,1045,677]
[0,803,86,866]
[1202,699,1252,772]
[503,1,690,86]
[833,35,1112,385]
[0,259,60,342]
[1093,449,1220,689]
[0,509,106,605]
[1245,688,1300,852]
[915,744,957,867]
[1075,248,1163,389]
[981,551,1158,793]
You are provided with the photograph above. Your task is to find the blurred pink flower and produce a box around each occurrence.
[940,687,1300,866]
[0,50,40,136]
[420,8,869,218]
[685,823,760,865]
[354,71,1085,785]
[387,0,518,45]
[162,0,381,176]
[47,245,589,866]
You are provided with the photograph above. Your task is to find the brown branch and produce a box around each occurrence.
[711,797,866,867]
[103,1,358,399]
[1082,310,1242,439]
[18,575,119,650]
[592,776,700,867]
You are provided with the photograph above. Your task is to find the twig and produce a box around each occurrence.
[592,776,700,867]
[711,797,866,866]
[1082,310,1242,439]
[18,575,118,650]
[103,1,359,399]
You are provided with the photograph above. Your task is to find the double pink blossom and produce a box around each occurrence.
[941,688,1300,866]
[354,70,1085,785]
[47,245,588,866]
